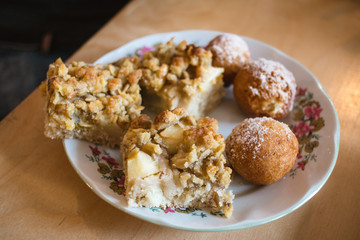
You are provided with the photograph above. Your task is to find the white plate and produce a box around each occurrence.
[63,30,340,231]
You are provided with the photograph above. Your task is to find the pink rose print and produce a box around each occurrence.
[304,105,323,120]
[164,207,175,214]
[296,161,305,171]
[137,46,155,58]
[118,175,125,188]
[102,156,119,168]
[296,87,307,97]
[89,145,101,155]
[293,121,315,138]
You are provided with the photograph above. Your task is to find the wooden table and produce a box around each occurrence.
[1,0,359,239]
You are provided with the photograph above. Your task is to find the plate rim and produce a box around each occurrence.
[63,29,340,232]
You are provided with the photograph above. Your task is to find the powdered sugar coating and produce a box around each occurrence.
[247,58,296,104]
[227,117,269,159]
[206,34,251,86]
[233,58,297,119]
[207,34,250,65]
[226,117,298,185]
[234,119,264,159]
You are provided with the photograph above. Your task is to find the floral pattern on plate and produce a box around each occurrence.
[289,87,324,177]
[86,145,126,196]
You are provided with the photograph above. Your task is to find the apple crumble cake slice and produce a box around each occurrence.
[41,57,143,147]
[121,108,234,217]
[137,39,225,118]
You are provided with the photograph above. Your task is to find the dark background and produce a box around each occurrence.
[0,0,129,119]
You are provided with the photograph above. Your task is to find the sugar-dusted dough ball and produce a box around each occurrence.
[206,34,250,86]
[226,117,298,185]
[233,58,296,119]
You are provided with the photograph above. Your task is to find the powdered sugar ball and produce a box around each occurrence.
[206,34,250,86]
[226,117,298,185]
[233,58,296,119]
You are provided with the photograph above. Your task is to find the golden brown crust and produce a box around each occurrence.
[226,117,298,185]
[42,38,226,146]
[121,108,234,217]
[153,107,187,125]
[136,39,225,118]
[130,114,152,129]
[233,58,296,119]
[42,58,143,147]
[206,34,250,86]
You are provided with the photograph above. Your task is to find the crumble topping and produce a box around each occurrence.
[115,39,225,118]
[41,57,143,147]
[42,38,226,145]
[121,108,234,217]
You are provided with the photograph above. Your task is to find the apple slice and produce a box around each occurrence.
[160,124,184,154]
[127,150,159,181]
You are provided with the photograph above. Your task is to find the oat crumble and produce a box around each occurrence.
[41,57,143,147]
[121,108,234,217]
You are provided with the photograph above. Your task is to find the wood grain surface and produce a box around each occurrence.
[1,0,359,239]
